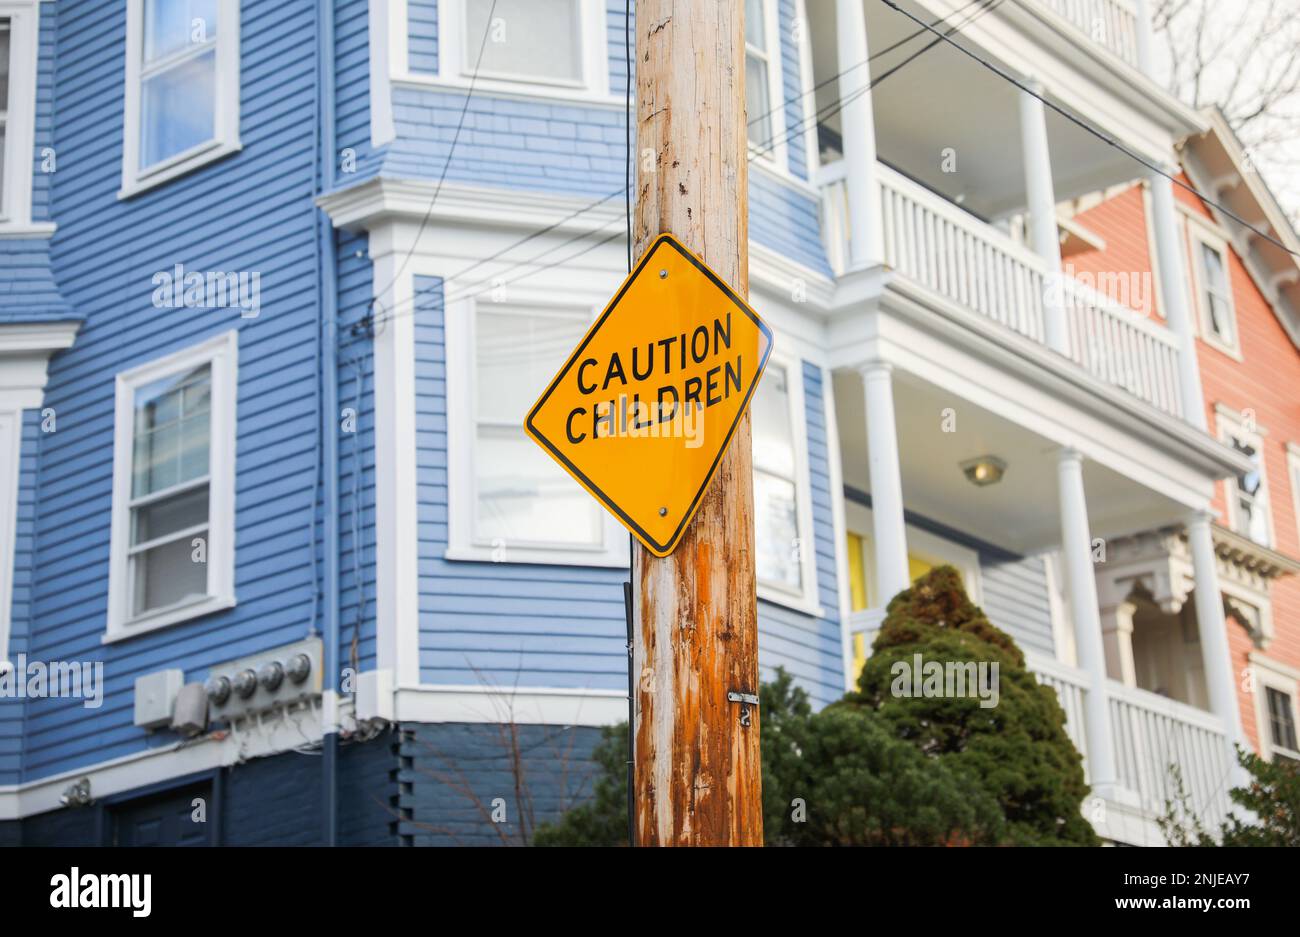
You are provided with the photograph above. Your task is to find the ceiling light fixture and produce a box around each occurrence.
[961,455,1007,487]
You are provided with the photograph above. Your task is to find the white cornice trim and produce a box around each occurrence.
[394,684,627,726]
[0,320,80,354]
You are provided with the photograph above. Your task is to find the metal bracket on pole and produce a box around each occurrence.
[727,691,759,727]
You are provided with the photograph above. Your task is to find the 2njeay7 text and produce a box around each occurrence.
[1124,873,1250,888]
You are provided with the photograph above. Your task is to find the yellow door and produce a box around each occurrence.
[845,532,935,680]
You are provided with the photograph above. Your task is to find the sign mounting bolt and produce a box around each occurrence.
[659,269,668,279]
[659,506,668,516]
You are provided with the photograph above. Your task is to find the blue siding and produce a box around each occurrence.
[0,411,41,786]
[607,0,632,98]
[20,0,323,781]
[777,0,808,180]
[750,171,831,276]
[400,722,604,845]
[981,555,1057,657]
[334,0,387,186]
[408,0,439,74]
[384,85,629,196]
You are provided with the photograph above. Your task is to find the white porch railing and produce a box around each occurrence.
[1027,652,1233,835]
[1060,277,1184,418]
[1108,681,1232,832]
[817,162,1184,419]
[1036,0,1141,68]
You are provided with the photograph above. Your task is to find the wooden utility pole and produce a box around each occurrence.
[632,0,762,846]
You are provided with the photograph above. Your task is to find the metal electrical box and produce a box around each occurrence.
[204,637,323,723]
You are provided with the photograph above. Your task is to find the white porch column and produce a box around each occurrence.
[836,0,880,269]
[861,362,909,603]
[1099,600,1138,687]
[1186,511,1247,777]
[1018,82,1068,355]
[1132,0,1155,76]
[1148,168,1208,429]
[1056,448,1119,791]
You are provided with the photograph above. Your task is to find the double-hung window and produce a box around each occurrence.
[752,363,800,590]
[122,0,240,196]
[1188,223,1239,354]
[744,0,775,153]
[751,359,817,610]
[1230,436,1271,546]
[0,17,10,216]
[107,332,237,638]
[446,295,627,566]
[1266,686,1300,763]
[0,2,39,229]
[427,0,608,98]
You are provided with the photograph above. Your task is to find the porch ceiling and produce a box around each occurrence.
[811,0,1155,219]
[833,368,1192,556]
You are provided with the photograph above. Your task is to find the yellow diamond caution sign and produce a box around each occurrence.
[524,234,774,557]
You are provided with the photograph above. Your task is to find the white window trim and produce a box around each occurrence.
[0,1,39,233]
[0,408,20,671]
[1288,442,1300,549]
[843,499,984,609]
[1183,208,1242,359]
[445,284,629,568]
[745,0,788,169]
[1216,403,1275,549]
[1249,652,1300,763]
[394,0,613,104]
[754,351,820,616]
[119,0,242,200]
[105,331,238,642]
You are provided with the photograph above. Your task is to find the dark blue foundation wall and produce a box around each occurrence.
[2,723,605,846]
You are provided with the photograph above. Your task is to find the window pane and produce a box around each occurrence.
[465,0,581,82]
[745,0,766,49]
[475,426,602,546]
[752,364,794,477]
[140,48,216,167]
[132,364,212,497]
[132,486,209,545]
[1267,687,1298,752]
[476,308,587,425]
[746,52,771,148]
[144,0,218,63]
[0,20,10,105]
[0,20,8,213]
[1200,242,1227,291]
[755,470,800,589]
[132,533,208,616]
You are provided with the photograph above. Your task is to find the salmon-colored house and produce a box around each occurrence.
[1061,110,1300,765]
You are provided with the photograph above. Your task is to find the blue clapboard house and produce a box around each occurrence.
[0,0,1260,845]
